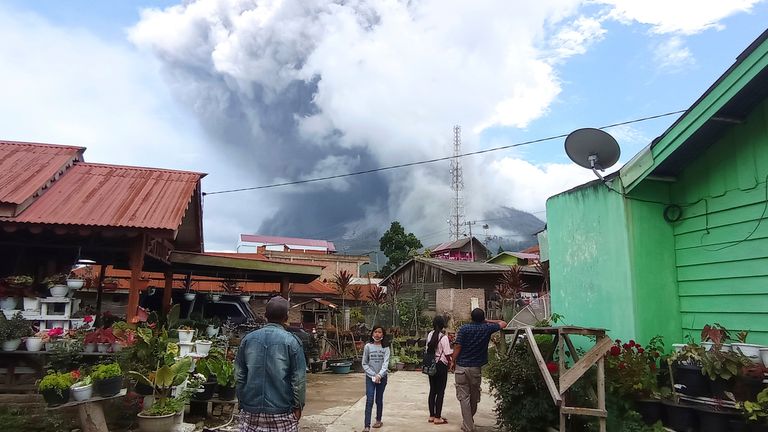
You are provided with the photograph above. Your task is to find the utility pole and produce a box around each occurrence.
[465,221,477,261]
[449,125,465,241]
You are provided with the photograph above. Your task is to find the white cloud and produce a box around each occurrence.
[598,0,763,35]
[654,36,695,72]
[549,16,607,60]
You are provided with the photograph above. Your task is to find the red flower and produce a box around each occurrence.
[70,370,81,380]
[636,347,644,354]
[618,362,626,370]
[622,343,630,350]
[83,315,94,323]
[610,346,621,356]
[629,340,636,347]
[48,327,64,338]
[546,362,559,374]
[653,351,660,358]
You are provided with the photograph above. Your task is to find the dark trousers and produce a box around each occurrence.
[428,361,449,418]
[365,375,387,427]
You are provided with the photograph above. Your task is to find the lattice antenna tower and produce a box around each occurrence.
[449,125,465,241]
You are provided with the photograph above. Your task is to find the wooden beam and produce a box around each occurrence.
[525,327,562,406]
[563,334,598,402]
[163,270,173,314]
[280,276,290,299]
[558,336,612,394]
[560,407,607,418]
[126,235,146,323]
[597,354,607,432]
[94,265,107,328]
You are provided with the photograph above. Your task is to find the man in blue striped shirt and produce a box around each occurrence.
[451,308,507,432]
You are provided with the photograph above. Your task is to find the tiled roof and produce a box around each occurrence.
[429,237,471,252]
[5,162,203,231]
[240,234,336,252]
[0,141,83,207]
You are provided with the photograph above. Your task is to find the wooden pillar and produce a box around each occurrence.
[127,236,146,323]
[597,354,607,432]
[280,276,290,300]
[163,270,173,313]
[77,403,108,432]
[94,265,107,328]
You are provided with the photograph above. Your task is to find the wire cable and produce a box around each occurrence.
[203,109,686,196]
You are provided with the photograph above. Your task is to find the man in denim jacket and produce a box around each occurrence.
[235,296,307,432]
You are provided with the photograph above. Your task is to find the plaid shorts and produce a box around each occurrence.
[238,411,299,432]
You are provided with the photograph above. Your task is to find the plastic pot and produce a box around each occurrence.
[94,376,122,397]
[663,400,698,432]
[66,279,85,289]
[206,326,219,338]
[695,406,739,432]
[134,380,154,396]
[83,343,96,353]
[218,385,236,400]
[239,295,251,303]
[195,340,212,356]
[178,329,195,343]
[0,297,18,310]
[183,293,196,301]
[25,337,43,352]
[178,342,194,357]
[734,374,765,401]
[137,412,175,432]
[760,348,768,368]
[708,377,734,400]
[192,380,218,401]
[732,343,762,362]
[673,363,709,397]
[71,383,93,401]
[97,343,111,353]
[210,294,221,302]
[41,388,70,406]
[2,339,21,352]
[22,297,40,311]
[635,399,664,425]
[49,285,68,297]
[329,361,353,374]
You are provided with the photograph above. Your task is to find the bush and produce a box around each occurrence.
[0,311,33,341]
[38,371,75,395]
[92,362,122,380]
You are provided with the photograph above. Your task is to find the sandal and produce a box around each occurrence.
[428,417,435,423]
[373,421,383,428]
[434,418,448,425]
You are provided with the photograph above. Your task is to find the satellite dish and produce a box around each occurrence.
[564,128,620,181]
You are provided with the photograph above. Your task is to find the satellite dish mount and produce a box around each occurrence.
[564,128,621,182]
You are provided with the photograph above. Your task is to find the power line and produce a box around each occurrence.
[203,109,686,196]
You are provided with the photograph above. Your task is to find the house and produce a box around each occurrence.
[427,236,490,262]
[486,251,540,266]
[545,29,768,346]
[236,234,370,281]
[380,257,543,321]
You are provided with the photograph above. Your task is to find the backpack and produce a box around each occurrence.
[422,333,443,376]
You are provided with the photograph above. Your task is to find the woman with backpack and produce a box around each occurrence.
[425,315,453,425]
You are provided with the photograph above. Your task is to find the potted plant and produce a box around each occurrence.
[112,321,135,352]
[42,327,66,351]
[43,273,69,297]
[206,317,221,338]
[86,328,116,353]
[700,346,752,399]
[206,356,236,400]
[25,330,44,352]
[66,270,85,290]
[71,306,95,329]
[70,372,93,401]
[239,294,251,303]
[735,388,768,432]
[2,275,34,310]
[605,337,666,425]
[210,292,222,302]
[129,357,198,432]
[732,331,763,363]
[0,311,32,351]
[177,325,195,343]
[194,338,213,356]
[38,371,75,406]
[193,356,219,400]
[669,343,708,397]
[91,362,123,397]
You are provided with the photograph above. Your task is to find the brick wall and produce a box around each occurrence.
[435,288,485,324]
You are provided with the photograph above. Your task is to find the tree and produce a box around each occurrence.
[495,266,528,320]
[378,221,422,277]
[388,276,403,328]
[367,284,388,324]
[333,270,353,330]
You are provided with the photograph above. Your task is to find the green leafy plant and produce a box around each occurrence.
[736,388,768,424]
[72,375,92,388]
[668,343,704,366]
[700,348,752,381]
[0,311,33,341]
[736,330,749,344]
[91,362,122,380]
[38,371,75,396]
[128,356,196,417]
[42,273,68,288]
[4,275,34,287]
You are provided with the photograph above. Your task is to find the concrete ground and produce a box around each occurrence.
[301,371,497,432]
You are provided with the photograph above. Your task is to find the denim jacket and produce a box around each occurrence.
[235,323,307,414]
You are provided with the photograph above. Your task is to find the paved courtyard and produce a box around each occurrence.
[300,371,497,432]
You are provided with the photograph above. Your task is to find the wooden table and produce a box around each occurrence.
[0,351,114,393]
[502,326,610,432]
[48,388,127,432]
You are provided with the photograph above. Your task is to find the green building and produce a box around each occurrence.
[546,30,768,346]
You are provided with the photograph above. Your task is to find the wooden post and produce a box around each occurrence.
[163,270,173,313]
[598,354,606,432]
[558,330,566,432]
[94,265,107,328]
[127,236,146,323]
[280,276,290,300]
[77,402,108,432]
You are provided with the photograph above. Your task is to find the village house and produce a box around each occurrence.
[426,236,490,262]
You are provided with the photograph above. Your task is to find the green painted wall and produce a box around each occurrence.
[547,180,638,340]
[488,254,521,265]
[670,98,768,345]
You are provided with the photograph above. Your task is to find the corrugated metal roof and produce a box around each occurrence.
[6,162,203,230]
[240,234,337,252]
[0,141,84,205]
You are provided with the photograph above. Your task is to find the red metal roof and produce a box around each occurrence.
[0,141,84,205]
[240,234,336,252]
[6,162,203,231]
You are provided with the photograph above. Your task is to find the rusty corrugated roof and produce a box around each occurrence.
[0,140,84,205]
[6,162,203,230]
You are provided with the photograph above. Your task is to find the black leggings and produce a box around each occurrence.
[428,361,449,417]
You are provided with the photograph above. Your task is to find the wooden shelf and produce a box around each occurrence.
[47,388,127,411]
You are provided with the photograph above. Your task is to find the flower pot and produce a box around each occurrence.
[0,297,18,310]
[134,380,154,396]
[663,400,698,432]
[721,343,732,352]
[734,374,765,401]
[396,362,405,371]
[635,399,664,425]
[97,343,111,353]
[45,341,58,351]
[310,361,324,373]
[2,339,21,351]
[94,376,122,397]
[22,297,40,311]
[71,318,85,329]
[218,384,236,400]
[49,285,68,297]
[40,388,70,406]
[239,295,251,303]
[673,363,709,397]
[195,340,212,356]
[66,279,85,289]
[25,337,43,352]
[178,329,195,343]
[760,348,768,368]
[84,342,96,353]
[210,294,221,302]
[71,383,93,401]
[183,293,196,301]
[708,377,735,400]
[206,325,219,338]
[729,419,749,432]
[137,412,175,432]
[672,343,686,353]
[732,343,762,362]
[112,342,124,352]
[328,361,353,374]
[192,380,218,401]
[702,341,714,351]
[178,342,194,357]
[695,406,739,432]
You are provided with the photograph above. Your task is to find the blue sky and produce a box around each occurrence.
[0,1,766,250]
